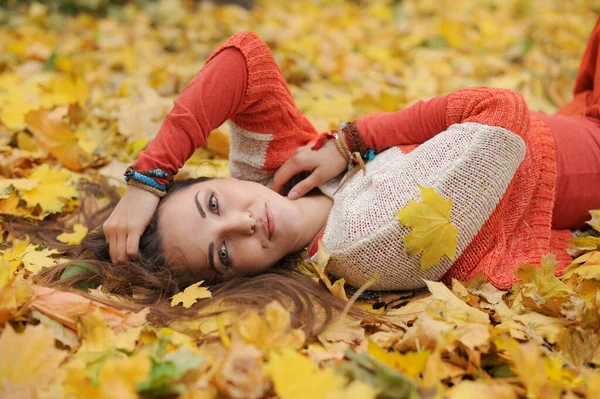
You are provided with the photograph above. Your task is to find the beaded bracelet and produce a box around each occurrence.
[341,122,375,161]
[123,167,169,198]
[126,178,167,198]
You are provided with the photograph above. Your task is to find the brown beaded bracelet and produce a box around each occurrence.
[342,122,369,158]
[126,178,167,198]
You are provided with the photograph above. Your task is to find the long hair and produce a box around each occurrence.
[34,177,367,339]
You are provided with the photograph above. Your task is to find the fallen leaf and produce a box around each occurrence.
[396,185,458,270]
[171,281,212,308]
[57,223,89,245]
[367,340,429,380]
[20,164,79,214]
[22,244,63,273]
[266,348,347,399]
[25,108,92,171]
[0,324,67,399]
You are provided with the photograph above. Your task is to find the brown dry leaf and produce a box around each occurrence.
[213,341,269,399]
[25,108,92,171]
[31,284,144,332]
[318,315,365,345]
[424,280,490,325]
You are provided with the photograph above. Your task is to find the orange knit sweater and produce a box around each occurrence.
[133,32,574,290]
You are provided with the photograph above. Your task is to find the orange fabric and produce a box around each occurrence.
[439,89,572,289]
[133,48,249,185]
[532,112,600,229]
[133,32,318,182]
[557,16,600,119]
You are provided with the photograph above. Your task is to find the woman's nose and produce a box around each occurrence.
[221,212,255,235]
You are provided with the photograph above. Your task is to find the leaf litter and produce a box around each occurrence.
[0,0,599,398]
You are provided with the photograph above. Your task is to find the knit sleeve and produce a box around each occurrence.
[131,47,248,185]
[132,31,318,188]
[206,31,318,175]
[353,87,529,154]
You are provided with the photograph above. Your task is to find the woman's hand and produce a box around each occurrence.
[272,139,348,199]
[103,185,161,264]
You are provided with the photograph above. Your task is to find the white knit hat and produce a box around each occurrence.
[316,122,526,290]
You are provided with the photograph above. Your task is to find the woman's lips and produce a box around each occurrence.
[265,204,275,239]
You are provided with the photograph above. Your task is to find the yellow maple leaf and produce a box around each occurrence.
[325,381,376,399]
[20,164,79,214]
[38,75,90,108]
[0,324,67,398]
[170,281,212,308]
[266,348,347,399]
[367,340,430,380]
[22,245,63,273]
[234,301,306,352]
[586,210,600,233]
[57,223,88,245]
[513,254,574,316]
[64,352,151,399]
[396,185,458,270]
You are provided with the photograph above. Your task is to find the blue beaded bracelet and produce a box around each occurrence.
[124,168,167,191]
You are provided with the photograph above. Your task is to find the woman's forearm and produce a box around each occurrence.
[353,87,529,154]
[131,48,248,185]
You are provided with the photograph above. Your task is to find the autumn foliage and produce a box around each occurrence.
[1,0,600,398]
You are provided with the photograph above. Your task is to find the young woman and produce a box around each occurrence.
[39,19,600,327]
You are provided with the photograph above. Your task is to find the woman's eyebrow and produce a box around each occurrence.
[208,242,217,273]
[194,190,206,218]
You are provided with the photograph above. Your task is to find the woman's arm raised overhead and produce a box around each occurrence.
[131,47,249,186]
[106,32,319,264]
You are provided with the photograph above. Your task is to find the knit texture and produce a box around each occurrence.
[317,122,526,290]
[206,32,318,177]
[441,90,571,288]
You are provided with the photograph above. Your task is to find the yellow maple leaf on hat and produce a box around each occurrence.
[20,164,79,214]
[396,185,458,270]
[171,281,212,308]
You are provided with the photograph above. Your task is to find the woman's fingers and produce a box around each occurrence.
[116,232,128,264]
[288,171,325,200]
[126,232,140,261]
[272,150,313,193]
[109,234,118,264]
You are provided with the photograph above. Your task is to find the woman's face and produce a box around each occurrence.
[158,178,307,280]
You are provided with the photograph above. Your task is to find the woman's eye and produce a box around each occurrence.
[209,194,219,212]
[218,243,228,264]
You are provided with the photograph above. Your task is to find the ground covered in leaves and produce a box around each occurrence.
[1,0,600,398]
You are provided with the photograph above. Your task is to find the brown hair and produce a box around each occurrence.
[34,177,368,339]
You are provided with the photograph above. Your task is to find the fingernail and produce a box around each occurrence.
[288,191,298,200]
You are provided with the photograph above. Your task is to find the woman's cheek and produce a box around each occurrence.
[235,240,272,274]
